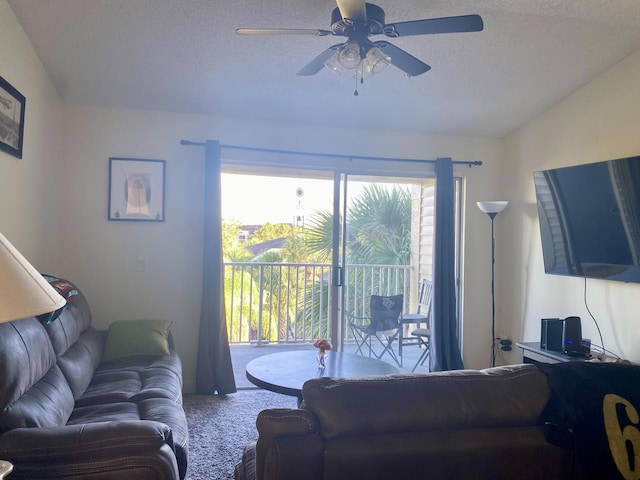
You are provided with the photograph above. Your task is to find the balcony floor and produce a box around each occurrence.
[231,341,430,390]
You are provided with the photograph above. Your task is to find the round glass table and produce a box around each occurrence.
[246,350,399,403]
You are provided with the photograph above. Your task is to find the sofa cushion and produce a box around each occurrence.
[322,426,570,480]
[77,349,183,407]
[44,298,104,399]
[45,306,86,355]
[0,318,74,433]
[55,327,104,399]
[102,319,172,362]
[302,364,551,439]
[69,397,189,480]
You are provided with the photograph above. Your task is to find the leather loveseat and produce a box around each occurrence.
[235,364,576,480]
[0,277,188,479]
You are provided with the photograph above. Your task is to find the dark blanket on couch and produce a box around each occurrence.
[538,362,640,480]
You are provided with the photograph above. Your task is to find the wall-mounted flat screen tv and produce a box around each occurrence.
[533,155,640,283]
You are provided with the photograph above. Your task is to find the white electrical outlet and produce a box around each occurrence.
[136,256,147,272]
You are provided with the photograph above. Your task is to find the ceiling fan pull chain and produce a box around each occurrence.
[354,70,359,96]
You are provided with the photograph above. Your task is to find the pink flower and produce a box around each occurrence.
[313,338,332,352]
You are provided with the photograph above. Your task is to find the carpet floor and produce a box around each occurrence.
[184,389,297,480]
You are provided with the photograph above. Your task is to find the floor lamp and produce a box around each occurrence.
[477,201,508,367]
[0,232,67,477]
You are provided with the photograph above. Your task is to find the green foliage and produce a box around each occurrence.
[295,278,330,339]
[224,265,260,342]
[248,222,294,246]
[347,184,411,265]
[304,210,335,264]
[222,220,252,262]
[253,251,283,263]
[306,183,411,266]
[282,230,313,263]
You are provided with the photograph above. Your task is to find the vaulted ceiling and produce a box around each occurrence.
[8,0,640,137]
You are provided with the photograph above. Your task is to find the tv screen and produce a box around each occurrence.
[533,155,640,283]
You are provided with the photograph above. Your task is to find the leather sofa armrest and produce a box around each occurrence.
[254,409,323,480]
[0,420,180,480]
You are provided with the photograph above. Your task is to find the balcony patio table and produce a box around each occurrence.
[246,349,399,404]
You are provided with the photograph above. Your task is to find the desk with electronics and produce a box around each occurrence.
[517,341,594,364]
[516,316,620,364]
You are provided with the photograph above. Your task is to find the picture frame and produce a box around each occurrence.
[108,157,166,222]
[0,76,26,159]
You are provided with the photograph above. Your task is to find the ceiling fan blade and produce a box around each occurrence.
[335,0,367,25]
[383,14,483,37]
[236,28,332,36]
[375,41,431,77]
[297,45,343,76]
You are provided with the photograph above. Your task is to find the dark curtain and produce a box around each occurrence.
[429,157,465,371]
[195,140,237,394]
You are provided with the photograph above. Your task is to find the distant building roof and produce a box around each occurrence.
[246,237,287,257]
[240,225,262,232]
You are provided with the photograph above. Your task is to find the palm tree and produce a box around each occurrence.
[346,184,411,265]
[305,183,410,264]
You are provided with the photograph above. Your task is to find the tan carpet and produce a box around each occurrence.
[184,390,297,480]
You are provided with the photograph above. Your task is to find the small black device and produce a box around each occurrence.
[562,316,583,355]
[540,318,563,351]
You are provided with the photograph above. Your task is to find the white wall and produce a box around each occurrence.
[500,49,640,364]
[0,0,65,272]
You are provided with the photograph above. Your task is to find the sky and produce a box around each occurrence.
[221,173,335,225]
[221,173,393,225]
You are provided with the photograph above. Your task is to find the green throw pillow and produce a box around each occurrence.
[102,319,172,362]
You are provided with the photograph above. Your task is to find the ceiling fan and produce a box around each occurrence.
[236,0,483,94]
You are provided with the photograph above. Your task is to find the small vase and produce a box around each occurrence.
[317,350,327,369]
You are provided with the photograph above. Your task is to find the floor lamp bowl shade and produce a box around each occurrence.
[0,233,66,324]
[476,201,508,215]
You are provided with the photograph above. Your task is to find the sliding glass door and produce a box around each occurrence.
[338,174,442,354]
[221,168,335,346]
[220,163,463,358]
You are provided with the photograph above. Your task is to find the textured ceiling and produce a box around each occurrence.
[8,0,640,138]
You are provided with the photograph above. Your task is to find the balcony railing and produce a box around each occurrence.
[225,262,412,345]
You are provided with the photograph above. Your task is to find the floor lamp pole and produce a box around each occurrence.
[476,201,508,368]
[489,213,497,368]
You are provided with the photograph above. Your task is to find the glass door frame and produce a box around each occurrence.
[221,156,465,353]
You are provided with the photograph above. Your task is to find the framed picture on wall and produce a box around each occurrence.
[0,76,26,159]
[108,157,166,222]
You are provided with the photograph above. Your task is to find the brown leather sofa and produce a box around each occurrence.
[235,364,574,480]
[0,277,188,479]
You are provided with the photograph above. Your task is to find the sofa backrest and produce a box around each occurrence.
[0,317,75,433]
[301,364,550,439]
[43,282,103,399]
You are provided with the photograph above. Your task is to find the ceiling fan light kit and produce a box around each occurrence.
[236,0,483,95]
[323,44,390,74]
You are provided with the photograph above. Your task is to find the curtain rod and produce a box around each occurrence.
[180,140,482,167]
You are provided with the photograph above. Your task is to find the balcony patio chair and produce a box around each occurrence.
[398,279,433,357]
[347,294,404,366]
[410,327,431,372]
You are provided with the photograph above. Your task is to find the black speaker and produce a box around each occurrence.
[540,318,563,351]
[563,316,583,355]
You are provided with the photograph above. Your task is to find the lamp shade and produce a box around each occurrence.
[477,201,508,214]
[0,233,66,323]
